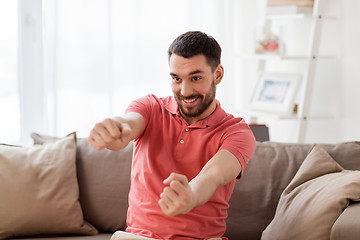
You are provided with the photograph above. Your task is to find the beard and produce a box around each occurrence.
[175,80,216,118]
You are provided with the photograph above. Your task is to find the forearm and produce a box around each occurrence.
[112,112,145,141]
[158,150,241,217]
[189,149,241,209]
[188,172,220,209]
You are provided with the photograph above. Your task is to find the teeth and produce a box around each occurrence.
[184,97,198,103]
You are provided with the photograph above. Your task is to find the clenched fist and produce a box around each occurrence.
[88,117,131,151]
[158,173,196,217]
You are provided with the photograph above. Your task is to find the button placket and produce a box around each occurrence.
[174,126,192,162]
[179,127,190,145]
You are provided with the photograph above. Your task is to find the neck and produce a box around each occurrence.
[181,101,217,125]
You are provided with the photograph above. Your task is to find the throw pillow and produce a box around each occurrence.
[261,144,360,240]
[0,134,98,239]
[225,141,360,240]
[331,202,360,240]
[31,132,133,233]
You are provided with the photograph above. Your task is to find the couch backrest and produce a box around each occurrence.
[224,141,360,240]
[76,138,133,233]
[31,133,133,233]
[30,133,360,238]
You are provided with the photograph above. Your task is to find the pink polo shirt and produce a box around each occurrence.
[125,94,255,240]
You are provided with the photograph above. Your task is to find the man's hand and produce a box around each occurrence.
[88,118,132,151]
[158,150,242,218]
[158,173,196,217]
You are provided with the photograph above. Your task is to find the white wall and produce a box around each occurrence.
[237,0,359,144]
[1,0,359,144]
[339,0,360,142]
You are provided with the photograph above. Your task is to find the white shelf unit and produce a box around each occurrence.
[249,0,337,143]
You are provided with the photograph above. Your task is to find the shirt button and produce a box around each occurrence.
[180,140,184,144]
[185,128,189,132]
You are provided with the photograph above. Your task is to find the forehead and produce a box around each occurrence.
[169,54,212,75]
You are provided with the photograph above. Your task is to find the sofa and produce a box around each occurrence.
[1,132,360,240]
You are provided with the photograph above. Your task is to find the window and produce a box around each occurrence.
[0,1,20,144]
[2,0,240,144]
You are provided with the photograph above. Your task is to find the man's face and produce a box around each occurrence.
[169,54,223,124]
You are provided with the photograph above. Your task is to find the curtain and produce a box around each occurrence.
[3,0,256,144]
[0,1,19,144]
[42,0,242,139]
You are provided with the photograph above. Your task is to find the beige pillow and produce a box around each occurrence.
[261,144,360,240]
[31,133,133,232]
[331,202,360,240]
[0,134,98,239]
[225,141,360,239]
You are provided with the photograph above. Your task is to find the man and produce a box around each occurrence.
[88,31,256,240]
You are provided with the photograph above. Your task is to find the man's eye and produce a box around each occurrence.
[172,77,181,82]
[192,76,201,81]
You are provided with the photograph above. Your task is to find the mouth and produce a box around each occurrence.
[183,96,199,104]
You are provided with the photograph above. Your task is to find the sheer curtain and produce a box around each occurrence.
[5,0,254,145]
[44,0,190,138]
[41,0,241,139]
[0,1,19,144]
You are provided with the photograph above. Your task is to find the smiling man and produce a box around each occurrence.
[170,53,219,125]
[88,31,256,240]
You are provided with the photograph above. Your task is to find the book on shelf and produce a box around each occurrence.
[266,5,313,15]
[267,0,314,7]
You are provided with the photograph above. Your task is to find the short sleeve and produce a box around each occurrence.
[125,94,155,126]
[219,120,256,178]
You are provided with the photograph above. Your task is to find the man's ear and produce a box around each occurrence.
[214,64,224,85]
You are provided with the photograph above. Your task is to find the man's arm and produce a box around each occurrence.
[88,112,145,151]
[158,149,241,217]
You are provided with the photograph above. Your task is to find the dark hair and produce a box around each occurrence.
[168,31,222,71]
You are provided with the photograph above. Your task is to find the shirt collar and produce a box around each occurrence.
[164,96,227,128]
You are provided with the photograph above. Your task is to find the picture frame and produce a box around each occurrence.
[250,72,301,114]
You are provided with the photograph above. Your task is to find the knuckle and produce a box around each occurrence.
[162,190,168,196]
[94,122,104,129]
[103,118,112,124]
[170,181,178,188]
[181,193,190,202]
[160,191,165,198]
[180,174,188,182]
[112,131,121,139]
[175,201,184,209]
[103,137,113,144]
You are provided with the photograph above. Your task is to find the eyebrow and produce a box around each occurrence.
[169,69,204,77]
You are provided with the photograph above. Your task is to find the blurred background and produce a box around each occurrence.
[0,0,359,145]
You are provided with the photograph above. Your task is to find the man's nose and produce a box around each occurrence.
[180,81,193,97]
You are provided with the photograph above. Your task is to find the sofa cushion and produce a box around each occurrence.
[225,141,360,240]
[13,233,112,240]
[330,202,360,240]
[31,133,133,233]
[261,144,360,240]
[0,134,98,240]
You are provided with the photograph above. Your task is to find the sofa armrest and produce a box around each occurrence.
[331,202,360,240]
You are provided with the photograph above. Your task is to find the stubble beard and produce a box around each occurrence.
[175,80,216,118]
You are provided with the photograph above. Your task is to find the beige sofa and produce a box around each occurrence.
[1,133,360,240]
